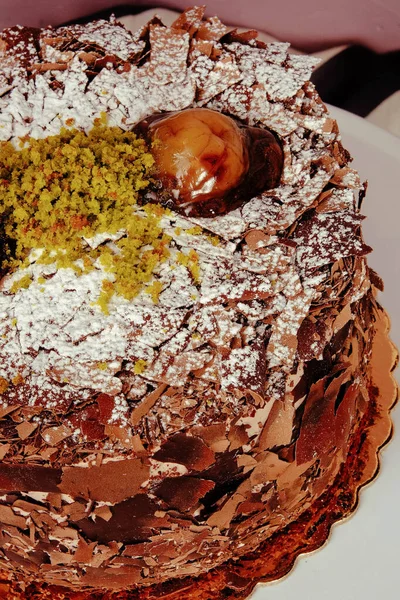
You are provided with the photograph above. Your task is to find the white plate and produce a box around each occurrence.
[254,106,400,600]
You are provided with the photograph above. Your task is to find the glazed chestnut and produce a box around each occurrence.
[139,108,283,217]
[149,108,248,206]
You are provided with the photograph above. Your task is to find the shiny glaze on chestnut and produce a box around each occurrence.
[135,108,284,218]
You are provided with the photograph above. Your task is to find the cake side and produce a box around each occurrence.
[0,6,379,592]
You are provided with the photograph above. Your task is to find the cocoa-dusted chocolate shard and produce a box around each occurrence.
[297,316,333,362]
[171,5,206,34]
[220,338,267,398]
[0,4,391,598]
[294,210,372,272]
[0,26,40,67]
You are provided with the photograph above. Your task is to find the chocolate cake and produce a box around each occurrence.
[0,6,392,597]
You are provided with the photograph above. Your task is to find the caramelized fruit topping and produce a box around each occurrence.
[149,108,248,205]
[138,108,284,217]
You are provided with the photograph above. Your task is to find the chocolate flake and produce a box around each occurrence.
[59,459,150,504]
[155,476,215,511]
[154,434,215,471]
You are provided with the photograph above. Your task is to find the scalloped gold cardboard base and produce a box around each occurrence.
[1,304,397,600]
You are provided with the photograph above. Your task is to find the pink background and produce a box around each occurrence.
[0,0,399,52]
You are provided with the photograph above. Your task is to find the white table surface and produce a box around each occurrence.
[253,106,400,600]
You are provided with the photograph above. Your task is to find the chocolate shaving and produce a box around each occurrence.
[207,479,251,529]
[0,464,62,492]
[130,384,167,426]
[330,167,361,188]
[195,53,242,103]
[369,267,384,292]
[296,368,351,464]
[0,505,26,528]
[59,459,150,504]
[41,425,72,446]
[77,495,169,544]
[221,339,267,397]
[191,423,228,451]
[155,476,215,511]
[0,444,10,459]
[258,399,295,450]
[15,421,37,441]
[93,505,113,522]
[29,63,68,72]
[73,537,96,563]
[154,433,215,471]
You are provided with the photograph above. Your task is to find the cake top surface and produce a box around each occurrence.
[0,6,371,450]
